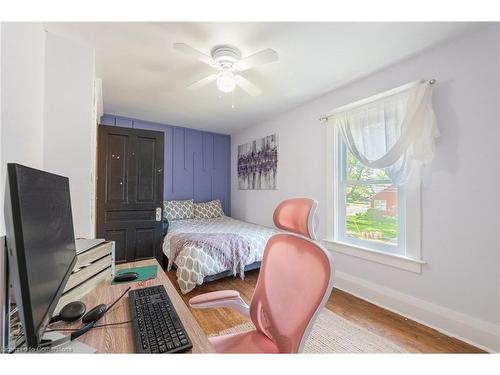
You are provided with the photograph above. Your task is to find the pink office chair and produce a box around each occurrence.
[189,198,335,353]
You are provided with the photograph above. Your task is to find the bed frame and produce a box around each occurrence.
[202,261,261,282]
[161,254,261,283]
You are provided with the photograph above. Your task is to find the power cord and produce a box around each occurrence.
[45,320,132,332]
[107,286,131,311]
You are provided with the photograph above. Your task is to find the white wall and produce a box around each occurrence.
[44,32,96,238]
[0,23,47,289]
[1,23,46,201]
[0,21,4,351]
[231,25,500,351]
[0,21,47,351]
[0,23,3,237]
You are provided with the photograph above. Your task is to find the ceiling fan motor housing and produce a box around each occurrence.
[211,45,241,68]
[173,42,272,96]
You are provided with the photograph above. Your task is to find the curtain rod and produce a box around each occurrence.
[319,79,436,122]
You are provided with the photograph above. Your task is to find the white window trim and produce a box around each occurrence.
[325,124,424,273]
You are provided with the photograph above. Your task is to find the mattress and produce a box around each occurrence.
[162,216,278,294]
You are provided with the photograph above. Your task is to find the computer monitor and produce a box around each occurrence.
[4,164,77,349]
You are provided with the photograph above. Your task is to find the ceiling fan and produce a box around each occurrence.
[173,43,278,96]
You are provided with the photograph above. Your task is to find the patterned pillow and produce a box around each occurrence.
[193,200,225,219]
[163,199,194,220]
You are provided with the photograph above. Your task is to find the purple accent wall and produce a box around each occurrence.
[100,114,231,214]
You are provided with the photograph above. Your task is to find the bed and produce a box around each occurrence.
[162,216,278,294]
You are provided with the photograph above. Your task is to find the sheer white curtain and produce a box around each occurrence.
[329,81,439,185]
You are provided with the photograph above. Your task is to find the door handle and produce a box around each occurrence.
[156,207,162,221]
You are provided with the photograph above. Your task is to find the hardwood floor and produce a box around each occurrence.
[166,269,484,353]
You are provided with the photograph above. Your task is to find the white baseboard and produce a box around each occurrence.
[334,271,500,353]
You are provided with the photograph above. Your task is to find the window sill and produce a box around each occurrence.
[323,239,425,273]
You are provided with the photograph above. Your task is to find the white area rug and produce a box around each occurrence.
[215,308,407,353]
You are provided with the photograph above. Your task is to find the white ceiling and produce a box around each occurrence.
[45,22,478,134]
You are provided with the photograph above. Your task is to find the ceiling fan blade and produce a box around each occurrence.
[187,74,218,91]
[173,43,216,66]
[234,75,262,96]
[235,48,278,71]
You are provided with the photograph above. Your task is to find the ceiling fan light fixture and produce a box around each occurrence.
[216,71,236,93]
[174,42,278,97]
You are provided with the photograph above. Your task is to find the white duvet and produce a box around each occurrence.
[162,216,278,294]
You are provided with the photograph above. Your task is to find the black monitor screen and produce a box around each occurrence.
[5,164,76,347]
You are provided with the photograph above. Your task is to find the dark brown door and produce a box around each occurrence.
[96,125,164,264]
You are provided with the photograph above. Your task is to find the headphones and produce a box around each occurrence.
[49,301,87,324]
[42,287,130,348]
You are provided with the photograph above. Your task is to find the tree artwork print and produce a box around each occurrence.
[237,134,278,190]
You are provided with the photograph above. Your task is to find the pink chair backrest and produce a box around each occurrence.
[273,198,318,239]
[249,198,333,353]
[249,234,333,353]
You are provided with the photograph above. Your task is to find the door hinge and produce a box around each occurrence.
[156,207,162,221]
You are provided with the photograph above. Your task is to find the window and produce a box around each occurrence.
[337,141,405,255]
[325,126,424,273]
[324,81,437,273]
[373,200,387,211]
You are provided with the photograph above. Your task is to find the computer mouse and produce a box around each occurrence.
[113,271,139,283]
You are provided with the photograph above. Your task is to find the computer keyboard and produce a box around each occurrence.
[129,285,193,353]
